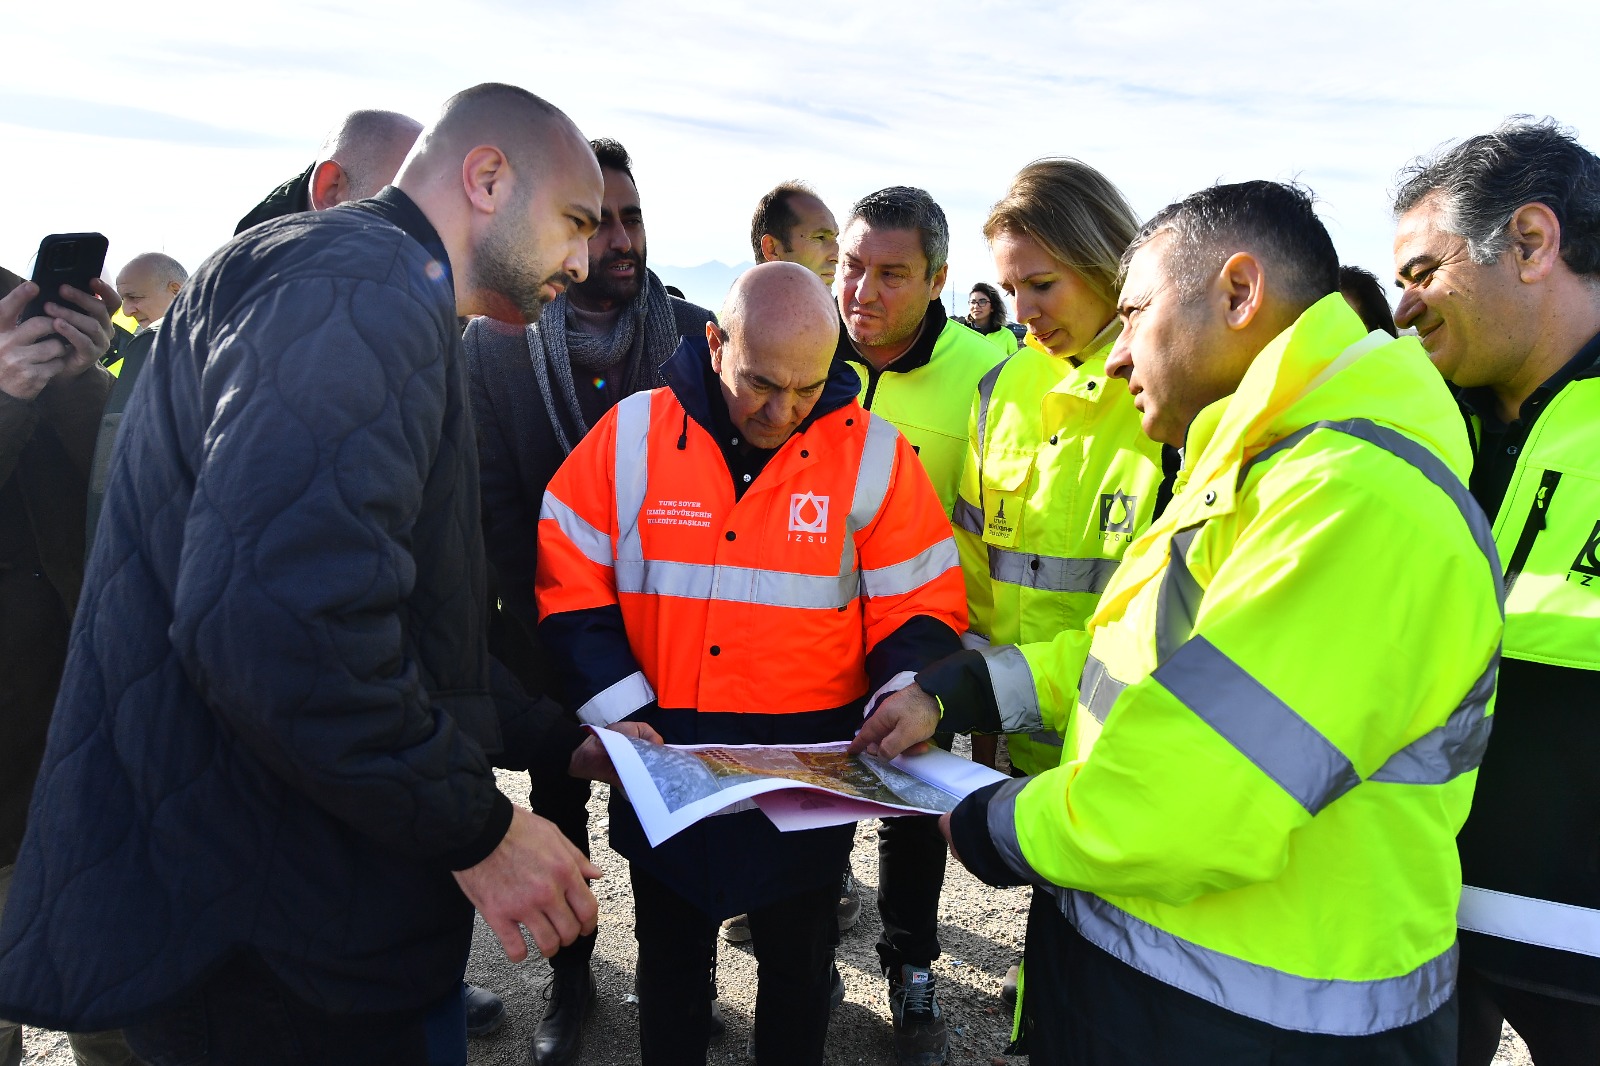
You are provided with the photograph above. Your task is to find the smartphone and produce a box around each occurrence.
[22,232,109,326]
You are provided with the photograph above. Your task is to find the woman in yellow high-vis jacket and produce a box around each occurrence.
[927,159,1167,779]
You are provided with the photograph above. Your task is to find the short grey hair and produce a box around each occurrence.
[1393,116,1600,276]
[121,251,188,288]
[847,186,948,279]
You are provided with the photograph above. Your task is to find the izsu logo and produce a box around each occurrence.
[1099,490,1138,541]
[1569,520,1600,587]
[788,492,830,543]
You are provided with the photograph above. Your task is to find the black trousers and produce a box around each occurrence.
[875,736,952,977]
[1020,889,1458,1065]
[1457,963,1600,1066]
[526,766,595,968]
[123,950,459,1066]
[631,863,842,1066]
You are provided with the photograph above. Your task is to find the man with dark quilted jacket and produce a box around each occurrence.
[0,83,650,1066]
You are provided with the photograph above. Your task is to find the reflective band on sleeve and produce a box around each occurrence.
[961,630,992,650]
[989,547,1119,595]
[985,776,1043,885]
[976,644,1043,735]
[613,392,653,562]
[1153,635,1361,815]
[1026,730,1064,748]
[1155,526,1204,664]
[577,669,656,727]
[540,490,613,568]
[1370,656,1497,786]
[848,414,899,534]
[862,538,959,599]
[953,495,983,535]
[1458,885,1600,958]
[1062,891,1455,1036]
[1079,653,1127,724]
[616,558,858,610]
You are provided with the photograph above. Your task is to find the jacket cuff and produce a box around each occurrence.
[443,790,513,871]
[950,780,1029,888]
[917,649,1002,735]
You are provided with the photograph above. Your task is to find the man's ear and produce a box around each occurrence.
[706,321,724,373]
[309,160,349,211]
[166,280,182,297]
[1217,252,1267,332]
[461,145,511,216]
[759,233,783,262]
[1508,202,1562,284]
[928,262,949,301]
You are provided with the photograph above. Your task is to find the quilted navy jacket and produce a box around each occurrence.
[0,189,584,1030]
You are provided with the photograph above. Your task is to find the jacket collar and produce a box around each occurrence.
[661,334,864,441]
[836,300,948,376]
[351,187,454,291]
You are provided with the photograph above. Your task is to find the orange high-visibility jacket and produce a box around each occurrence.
[536,348,967,734]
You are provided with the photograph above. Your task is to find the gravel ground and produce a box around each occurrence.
[22,737,1537,1064]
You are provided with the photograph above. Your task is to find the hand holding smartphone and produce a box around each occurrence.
[22,232,110,331]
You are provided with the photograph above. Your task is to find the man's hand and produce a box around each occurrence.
[47,279,118,378]
[568,721,663,786]
[938,811,963,868]
[0,279,119,402]
[848,682,941,759]
[453,804,604,963]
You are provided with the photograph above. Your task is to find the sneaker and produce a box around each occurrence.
[887,964,948,1066]
[837,871,863,933]
[720,912,751,943]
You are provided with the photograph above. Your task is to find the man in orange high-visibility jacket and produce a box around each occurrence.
[537,262,966,1066]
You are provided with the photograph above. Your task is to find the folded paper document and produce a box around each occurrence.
[591,729,1009,847]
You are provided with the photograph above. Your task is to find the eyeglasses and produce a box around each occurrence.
[969,296,991,306]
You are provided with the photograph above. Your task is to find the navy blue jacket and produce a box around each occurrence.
[0,189,584,1030]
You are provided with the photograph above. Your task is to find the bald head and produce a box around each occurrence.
[309,109,422,210]
[393,83,603,323]
[709,262,840,449]
[116,252,188,329]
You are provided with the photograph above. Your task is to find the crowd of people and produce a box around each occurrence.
[0,79,1595,1066]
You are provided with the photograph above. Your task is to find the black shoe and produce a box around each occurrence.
[464,982,506,1038]
[831,964,846,1010]
[531,966,595,1066]
[887,964,948,1066]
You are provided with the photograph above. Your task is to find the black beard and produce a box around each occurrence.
[572,249,645,308]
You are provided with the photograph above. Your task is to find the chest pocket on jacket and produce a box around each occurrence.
[981,450,1033,550]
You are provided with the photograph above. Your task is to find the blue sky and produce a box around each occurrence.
[5,0,1598,313]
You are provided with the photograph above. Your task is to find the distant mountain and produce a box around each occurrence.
[652,260,753,312]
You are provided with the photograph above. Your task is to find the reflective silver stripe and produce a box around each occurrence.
[976,644,1042,735]
[989,546,1118,595]
[1155,526,1203,664]
[985,776,1040,884]
[1026,730,1064,748]
[848,413,899,534]
[952,494,983,535]
[1079,653,1126,724]
[577,670,656,727]
[861,538,959,600]
[975,361,1005,460]
[1241,418,1503,602]
[1370,658,1496,786]
[616,558,857,610]
[1153,635,1361,815]
[1062,890,1456,1036]
[1237,417,1504,787]
[540,490,612,568]
[1459,886,1600,958]
[613,391,653,562]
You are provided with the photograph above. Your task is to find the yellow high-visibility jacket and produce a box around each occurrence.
[956,295,1505,1035]
[951,322,1164,775]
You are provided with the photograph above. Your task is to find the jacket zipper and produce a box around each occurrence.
[1503,468,1562,596]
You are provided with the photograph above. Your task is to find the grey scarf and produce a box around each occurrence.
[529,269,679,455]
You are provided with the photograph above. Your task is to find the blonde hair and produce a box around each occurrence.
[983,158,1140,304]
